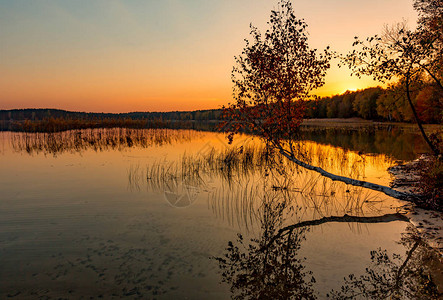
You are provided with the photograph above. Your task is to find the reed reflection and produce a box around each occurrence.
[131,141,398,229]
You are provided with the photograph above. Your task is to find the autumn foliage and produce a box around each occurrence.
[221,0,331,143]
[414,154,443,211]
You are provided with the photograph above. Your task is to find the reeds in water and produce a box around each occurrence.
[9,128,202,156]
[130,141,394,229]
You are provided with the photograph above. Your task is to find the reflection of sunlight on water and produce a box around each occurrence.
[4,129,403,228]
[0,133,7,155]
[299,125,435,161]
[125,136,404,232]
[290,140,397,186]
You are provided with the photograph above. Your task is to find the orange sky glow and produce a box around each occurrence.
[0,0,418,113]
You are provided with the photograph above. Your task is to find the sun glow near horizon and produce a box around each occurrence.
[0,0,417,113]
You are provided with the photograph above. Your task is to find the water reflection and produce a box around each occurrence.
[4,125,433,162]
[328,226,441,299]
[212,180,440,299]
[299,126,432,161]
[131,141,397,229]
[130,139,441,298]
[6,128,396,186]
[213,185,317,299]
[1,129,442,298]
[5,128,399,224]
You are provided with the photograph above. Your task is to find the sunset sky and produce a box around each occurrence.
[1,0,417,113]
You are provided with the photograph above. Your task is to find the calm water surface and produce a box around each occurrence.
[0,128,438,299]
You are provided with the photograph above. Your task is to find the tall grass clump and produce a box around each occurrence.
[10,128,202,156]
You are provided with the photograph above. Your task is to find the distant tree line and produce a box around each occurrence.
[305,81,442,123]
[0,108,223,122]
[0,109,223,132]
[1,79,441,132]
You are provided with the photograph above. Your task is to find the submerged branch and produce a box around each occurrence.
[279,148,418,201]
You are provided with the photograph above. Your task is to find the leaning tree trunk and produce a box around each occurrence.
[278,148,418,201]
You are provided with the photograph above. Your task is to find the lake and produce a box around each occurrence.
[0,127,440,299]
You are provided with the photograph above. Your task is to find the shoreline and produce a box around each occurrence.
[302,118,442,130]
[388,156,443,256]
[389,156,443,293]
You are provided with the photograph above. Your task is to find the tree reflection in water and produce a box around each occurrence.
[213,185,441,299]
[328,226,441,299]
[196,148,441,299]
[213,191,316,299]
[298,125,432,162]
